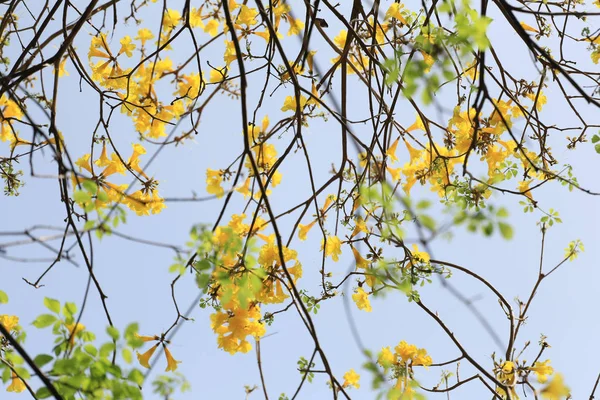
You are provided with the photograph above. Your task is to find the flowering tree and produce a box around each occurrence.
[0,0,599,398]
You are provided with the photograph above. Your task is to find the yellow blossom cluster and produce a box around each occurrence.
[0,315,26,393]
[379,89,548,200]
[135,333,181,372]
[205,115,283,199]
[328,3,436,76]
[210,299,266,355]
[342,368,361,389]
[256,233,302,303]
[495,359,567,399]
[0,314,19,332]
[74,143,165,216]
[0,95,24,149]
[208,214,302,354]
[377,341,432,396]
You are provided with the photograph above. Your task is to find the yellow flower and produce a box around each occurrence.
[127,143,149,179]
[387,166,401,181]
[404,140,422,164]
[135,332,159,342]
[163,345,181,372]
[237,5,258,26]
[351,246,370,269]
[0,315,19,332]
[322,235,342,262]
[413,348,432,367]
[342,369,360,389]
[351,216,368,238]
[386,137,400,163]
[409,244,430,264]
[281,95,308,112]
[298,220,317,241]
[333,30,347,49]
[385,2,407,24]
[377,347,396,368]
[287,17,304,36]
[58,58,69,77]
[206,168,224,198]
[94,143,111,168]
[137,343,160,368]
[526,91,547,111]
[464,60,478,81]
[321,194,336,213]
[420,50,434,73]
[352,287,372,312]
[65,322,85,346]
[190,7,204,28]
[163,9,182,29]
[395,340,418,363]
[118,36,136,57]
[7,372,26,393]
[529,359,553,383]
[518,180,533,200]
[210,66,228,83]
[406,114,425,132]
[224,40,237,65]
[541,374,570,399]
[497,361,516,386]
[135,28,154,46]
[236,177,252,198]
[520,21,539,33]
[204,19,219,36]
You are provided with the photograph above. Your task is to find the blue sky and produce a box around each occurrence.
[1,0,599,399]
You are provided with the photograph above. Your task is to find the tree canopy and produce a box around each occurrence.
[0,0,599,398]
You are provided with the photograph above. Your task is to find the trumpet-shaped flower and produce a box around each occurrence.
[0,315,19,332]
[322,235,342,262]
[163,345,181,372]
[137,343,160,368]
[7,372,26,393]
[342,369,360,389]
[352,287,372,312]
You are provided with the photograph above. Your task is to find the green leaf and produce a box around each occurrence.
[97,190,109,202]
[84,344,98,356]
[122,348,133,364]
[419,215,436,231]
[83,220,95,231]
[82,180,98,193]
[32,314,57,328]
[0,290,8,304]
[483,222,494,236]
[498,222,514,240]
[73,190,92,203]
[36,387,52,399]
[128,369,144,386]
[196,273,211,291]
[591,134,600,143]
[416,200,431,210]
[496,207,509,218]
[106,326,120,341]
[63,302,77,317]
[33,354,53,368]
[44,297,61,314]
[595,143,600,154]
[99,342,115,358]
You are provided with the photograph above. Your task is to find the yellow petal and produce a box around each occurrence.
[163,345,181,372]
[7,372,26,393]
[520,21,539,33]
[134,332,159,342]
[136,343,159,368]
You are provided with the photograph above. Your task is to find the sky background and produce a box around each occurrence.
[1,0,599,399]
